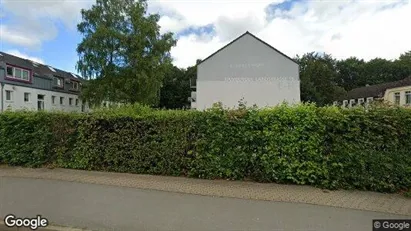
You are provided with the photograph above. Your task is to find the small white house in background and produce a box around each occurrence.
[190,31,300,110]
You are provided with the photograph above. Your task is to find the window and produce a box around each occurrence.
[15,68,22,78]
[60,97,64,105]
[394,92,400,105]
[406,91,411,105]
[69,98,73,106]
[366,97,373,103]
[52,96,56,104]
[6,66,13,76]
[22,71,29,80]
[37,101,44,110]
[37,94,45,111]
[343,100,348,107]
[54,77,63,87]
[71,81,79,90]
[75,99,79,106]
[6,65,30,81]
[349,99,355,107]
[24,93,30,102]
[358,98,364,105]
[6,90,12,101]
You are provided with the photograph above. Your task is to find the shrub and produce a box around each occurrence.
[0,103,410,193]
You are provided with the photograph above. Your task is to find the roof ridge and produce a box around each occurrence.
[197,31,297,66]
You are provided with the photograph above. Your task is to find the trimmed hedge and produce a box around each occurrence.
[0,104,410,193]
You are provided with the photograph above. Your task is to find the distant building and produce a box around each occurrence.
[0,51,89,112]
[190,31,300,110]
[335,77,411,107]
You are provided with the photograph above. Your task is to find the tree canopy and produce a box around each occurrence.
[76,0,176,106]
[296,50,411,105]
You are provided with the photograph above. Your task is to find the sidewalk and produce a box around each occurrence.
[0,166,410,216]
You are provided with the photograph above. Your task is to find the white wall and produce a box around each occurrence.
[1,83,88,112]
[196,33,300,110]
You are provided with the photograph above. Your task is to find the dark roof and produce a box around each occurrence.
[0,51,83,81]
[341,77,411,100]
[197,31,298,66]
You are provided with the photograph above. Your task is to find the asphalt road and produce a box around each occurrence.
[0,177,409,231]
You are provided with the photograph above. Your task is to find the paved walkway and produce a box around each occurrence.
[0,166,410,216]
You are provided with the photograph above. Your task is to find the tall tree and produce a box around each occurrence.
[158,63,198,109]
[158,66,189,109]
[296,52,345,105]
[362,58,396,85]
[76,0,176,106]
[335,57,365,91]
[394,51,411,79]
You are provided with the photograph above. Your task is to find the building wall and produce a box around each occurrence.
[384,85,411,106]
[0,62,81,96]
[1,83,88,112]
[196,33,300,110]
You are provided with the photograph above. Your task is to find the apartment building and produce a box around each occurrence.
[190,31,300,110]
[0,52,89,112]
[335,77,411,107]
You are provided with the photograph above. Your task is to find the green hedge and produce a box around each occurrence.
[0,104,410,193]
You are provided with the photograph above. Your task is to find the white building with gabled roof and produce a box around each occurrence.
[190,31,300,110]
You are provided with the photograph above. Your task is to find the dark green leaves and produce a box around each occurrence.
[76,0,176,106]
[0,104,410,193]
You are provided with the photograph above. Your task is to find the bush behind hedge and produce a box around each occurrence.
[0,104,410,193]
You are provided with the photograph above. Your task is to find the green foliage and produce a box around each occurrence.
[158,65,192,109]
[0,104,410,193]
[296,52,346,105]
[77,0,176,106]
[297,50,411,105]
[91,103,155,117]
[157,62,198,109]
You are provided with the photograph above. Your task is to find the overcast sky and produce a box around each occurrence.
[1,0,410,74]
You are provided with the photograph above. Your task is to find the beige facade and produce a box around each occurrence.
[383,85,411,106]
